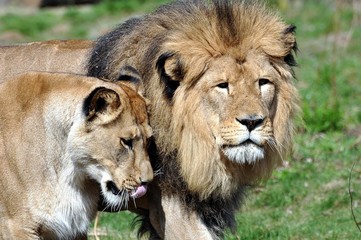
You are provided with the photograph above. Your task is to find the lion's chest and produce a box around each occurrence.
[36,179,98,238]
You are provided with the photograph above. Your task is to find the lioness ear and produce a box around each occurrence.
[117,65,144,95]
[283,25,298,67]
[156,52,182,99]
[83,87,122,124]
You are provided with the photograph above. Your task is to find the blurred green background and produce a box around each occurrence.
[0,0,360,239]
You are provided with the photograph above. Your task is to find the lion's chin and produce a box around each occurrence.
[222,142,265,164]
[99,181,148,211]
[99,181,129,210]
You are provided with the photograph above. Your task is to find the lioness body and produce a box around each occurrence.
[0,40,92,83]
[0,72,153,239]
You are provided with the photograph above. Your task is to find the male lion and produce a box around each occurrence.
[87,0,299,238]
[0,72,153,239]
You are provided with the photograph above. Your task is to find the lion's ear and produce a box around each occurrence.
[83,87,123,124]
[116,65,144,95]
[283,25,298,66]
[156,52,182,99]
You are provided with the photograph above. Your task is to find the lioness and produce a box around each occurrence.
[0,72,153,239]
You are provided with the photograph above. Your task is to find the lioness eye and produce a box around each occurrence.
[259,78,270,86]
[217,82,228,89]
[120,138,133,150]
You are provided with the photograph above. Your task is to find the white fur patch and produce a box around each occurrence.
[222,143,264,164]
[101,187,130,211]
[96,170,130,211]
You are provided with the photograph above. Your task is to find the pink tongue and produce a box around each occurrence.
[130,185,148,198]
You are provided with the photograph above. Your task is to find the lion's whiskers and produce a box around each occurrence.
[117,189,129,210]
[132,196,137,209]
[153,169,163,177]
[267,137,285,163]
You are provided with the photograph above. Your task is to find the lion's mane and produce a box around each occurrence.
[88,0,298,237]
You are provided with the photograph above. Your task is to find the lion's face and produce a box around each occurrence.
[194,55,276,164]
[68,85,153,209]
[156,27,298,199]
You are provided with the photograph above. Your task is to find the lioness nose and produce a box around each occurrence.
[139,160,154,184]
[237,116,264,131]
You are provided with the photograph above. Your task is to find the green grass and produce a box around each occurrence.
[0,0,170,42]
[1,0,361,239]
[89,212,139,239]
[227,132,361,239]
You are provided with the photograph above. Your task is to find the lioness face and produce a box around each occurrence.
[69,87,153,209]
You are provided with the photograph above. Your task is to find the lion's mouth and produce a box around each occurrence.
[106,181,148,199]
[130,185,148,198]
[106,181,122,195]
[223,139,262,148]
[242,139,260,146]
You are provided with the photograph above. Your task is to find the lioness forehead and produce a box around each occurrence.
[118,83,149,124]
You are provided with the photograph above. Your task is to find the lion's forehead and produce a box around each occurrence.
[200,55,272,81]
[235,54,274,74]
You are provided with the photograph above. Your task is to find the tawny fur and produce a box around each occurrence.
[0,72,153,239]
[0,40,93,83]
[87,0,299,238]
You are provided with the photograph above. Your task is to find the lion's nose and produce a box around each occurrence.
[140,179,149,186]
[237,116,264,131]
[139,160,154,184]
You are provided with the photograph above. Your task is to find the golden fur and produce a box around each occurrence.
[0,1,299,238]
[0,40,93,83]
[0,72,153,239]
[88,0,298,200]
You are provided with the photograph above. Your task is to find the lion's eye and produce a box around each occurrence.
[259,78,271,86]
[120,138,133,150]
[217,82,229,89]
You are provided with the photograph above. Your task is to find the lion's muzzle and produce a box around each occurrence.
[236,115,265,132]
[106,181,122,195]
[130,185,148,198]
[106,180,148,199]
